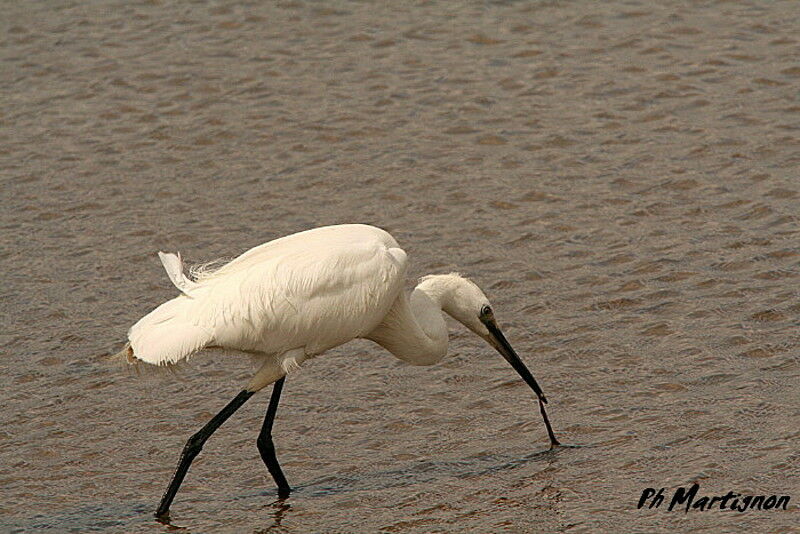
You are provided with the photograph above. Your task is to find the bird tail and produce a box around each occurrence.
[125,294,214,366]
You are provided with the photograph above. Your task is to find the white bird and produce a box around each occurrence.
[119,223,559,518]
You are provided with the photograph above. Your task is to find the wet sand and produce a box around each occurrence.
[1,1,799,532]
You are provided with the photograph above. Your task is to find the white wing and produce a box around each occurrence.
[127,224,407,365]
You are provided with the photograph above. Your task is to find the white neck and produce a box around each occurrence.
[365,279,451,366]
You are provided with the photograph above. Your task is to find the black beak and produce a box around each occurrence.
[485,319,548,404]
[483,318,560,448]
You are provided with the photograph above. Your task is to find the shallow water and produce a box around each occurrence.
[2,0,799,532]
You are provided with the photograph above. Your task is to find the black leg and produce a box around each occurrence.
[155,389,255,518]
[257,377,291,497]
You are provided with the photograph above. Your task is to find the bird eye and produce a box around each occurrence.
[481,305,492,316]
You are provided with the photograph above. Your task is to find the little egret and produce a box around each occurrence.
[118,223,559,517]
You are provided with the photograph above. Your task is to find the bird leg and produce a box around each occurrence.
[257,377,291,497]
[155,389,255,518]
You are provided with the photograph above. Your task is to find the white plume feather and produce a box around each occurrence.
[158,251,200,296]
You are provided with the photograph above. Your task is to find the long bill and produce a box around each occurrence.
[483,319,561,448]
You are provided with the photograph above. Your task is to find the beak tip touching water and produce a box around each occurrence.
[482,316,560,447]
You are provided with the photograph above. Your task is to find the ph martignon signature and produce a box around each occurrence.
[638,484,791,513]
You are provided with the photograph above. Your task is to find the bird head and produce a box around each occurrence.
[418,273,549,404]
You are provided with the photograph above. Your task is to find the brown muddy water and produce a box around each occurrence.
[2,1,799,532]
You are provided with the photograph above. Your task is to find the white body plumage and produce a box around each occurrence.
[125,224,495,391]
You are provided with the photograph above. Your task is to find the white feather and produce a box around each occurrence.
[128,296,213,365]
[158,251,200,296]
[126,225,409,368]
[123,224,496,383]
